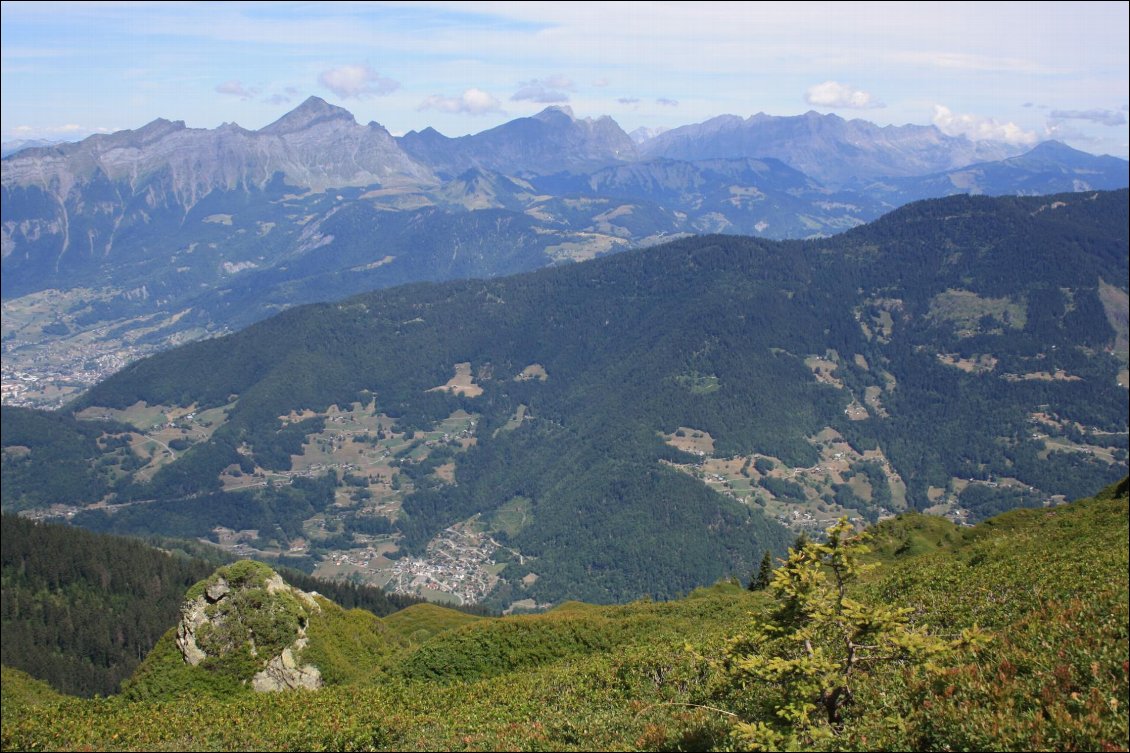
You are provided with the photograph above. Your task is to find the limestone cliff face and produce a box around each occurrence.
[174,560,324,692]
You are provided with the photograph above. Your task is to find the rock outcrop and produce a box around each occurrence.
[174,560,324,692]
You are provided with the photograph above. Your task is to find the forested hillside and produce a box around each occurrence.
[3,190,1126,608]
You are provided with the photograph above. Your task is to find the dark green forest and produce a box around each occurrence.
[0,515,445,697]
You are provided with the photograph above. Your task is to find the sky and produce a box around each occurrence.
[2,1,1128,157]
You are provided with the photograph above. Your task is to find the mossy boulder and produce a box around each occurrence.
[175,560,323,691]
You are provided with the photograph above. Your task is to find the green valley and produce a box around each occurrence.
[2,190,1126,609]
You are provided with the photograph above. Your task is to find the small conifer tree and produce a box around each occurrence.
[723,518,986,750]
[749,549,774,591]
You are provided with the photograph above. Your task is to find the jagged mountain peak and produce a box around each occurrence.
[259,95,357,135]
[127,117,187,143]
[996,139,1130,176]
[628,126,668,144]
[533,105,576,123]
[1022,139,1086,159]
[215,121,251,135]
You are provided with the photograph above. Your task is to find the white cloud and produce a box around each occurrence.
[617,97,640,105]
[656,98,679,107]
[418,88,503,115]
[215,80,258,100]
[804,81,884,109]
[318,64,399,99]
[512,75,575,103]
[932,105,1039,145]
[1043,121,1098,144]
[592,77,610,88]
[1048,108,1127,126]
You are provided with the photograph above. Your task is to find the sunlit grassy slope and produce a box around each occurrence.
[2,479,1126,752]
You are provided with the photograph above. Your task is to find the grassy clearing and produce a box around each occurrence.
[936,352,998,373]
[1098,279,1129,361]
[674,371,722,395]
[544,232,627,263]
[491,497,532,537]
[427,362,483,397]
[515,363,548,381]
[863,385,889,417]
[495,404,529,435]
[77,401,169,431]
[663,427,715,456]
[803,356,843,388]
[927,288,1026,334]
[665,427,908,534]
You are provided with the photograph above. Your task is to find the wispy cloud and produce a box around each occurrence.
[318,64,398,99]
[1048,108,1127,126]
[804,81,884,109]
[215,80,259,100]
[932,105,1038,145]
[656,98,679,107]
[511,75,575,103]
[263,86,302,107]
[419,88,503,115]
[617,97,640,105]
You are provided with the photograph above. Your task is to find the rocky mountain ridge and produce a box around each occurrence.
[637,110,1026,185]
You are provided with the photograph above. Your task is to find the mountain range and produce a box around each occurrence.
[3,97,1127,408]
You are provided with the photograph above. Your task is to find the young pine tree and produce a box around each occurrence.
[723,518,986,750]
[748,549,774,591]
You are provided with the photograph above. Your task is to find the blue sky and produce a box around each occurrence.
[2,1,1128,157]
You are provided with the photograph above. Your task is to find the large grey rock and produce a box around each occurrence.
[173,563,324,691]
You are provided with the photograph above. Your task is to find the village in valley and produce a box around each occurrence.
[11,354,1125,609]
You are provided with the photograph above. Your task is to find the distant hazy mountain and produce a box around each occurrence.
[3,97,433,198]
[638,111,1026,186]
[0,138,66,158]
[398,105,637,178]
[872,140,1130,202]
[628,125,669,144]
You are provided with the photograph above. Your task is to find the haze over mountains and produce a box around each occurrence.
[3,97,1128,408]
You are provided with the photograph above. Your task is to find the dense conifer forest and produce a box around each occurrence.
[0,515,449,696]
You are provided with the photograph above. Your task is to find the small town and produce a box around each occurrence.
[1,336,154,409]
[380,524,502,605]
